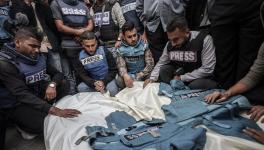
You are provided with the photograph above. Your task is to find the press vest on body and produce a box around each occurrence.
[79,46,109,80]
[118,40,146,74]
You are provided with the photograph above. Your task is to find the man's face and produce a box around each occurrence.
[124,28,138,46]
[15,37,41,59]
[82,39,97,55]
[167,28,189,48]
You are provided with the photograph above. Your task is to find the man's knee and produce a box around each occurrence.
[159,65,176,83]
[188,79,218,89]
[106,80,119,96]
[115,75,125,89]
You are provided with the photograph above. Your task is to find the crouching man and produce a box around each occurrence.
[116,22,154,88]
[75,31,119,96]
[0,28,81,149]
[144,19,217,89]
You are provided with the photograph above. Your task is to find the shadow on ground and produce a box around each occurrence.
[5,127,46,150]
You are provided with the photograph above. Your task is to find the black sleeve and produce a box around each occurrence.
[102,49,118,85]
[72,57,96,88]
[46,62,64,87]
[0,60,51,113]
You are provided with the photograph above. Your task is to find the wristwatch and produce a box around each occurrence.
[117,37,121,41]
[48,82,56,88]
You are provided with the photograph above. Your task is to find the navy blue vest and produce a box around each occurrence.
[0,5,11,40]
[0,44,49,108]
[167,30,208,73]
[79,46,109,80]
[118,39,146,75]
[57,0,88,27]
[93,2,119,42]
[120,0,143,33]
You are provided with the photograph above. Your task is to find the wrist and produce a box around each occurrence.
[48,106,57,115]
[224,90,232,98]
[48,82,56,88]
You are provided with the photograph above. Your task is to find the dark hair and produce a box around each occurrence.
[79,31,96,41]
[122,21,135,34]
[166,19,188,33]
[15,27,43,42]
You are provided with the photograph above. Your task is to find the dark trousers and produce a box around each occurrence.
[210,0,264,89]
[159,65,218,89]
[146,23,168,64]
[62,47,82,94]
[0,105,47,150]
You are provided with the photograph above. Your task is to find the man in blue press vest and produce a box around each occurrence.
[75,31,119,96]
[0,28,81,149]
[116,22,154,89]
[50,0,94,94]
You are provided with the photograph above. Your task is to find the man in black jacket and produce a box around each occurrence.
[0,28,81,149]
[209,0,264,89]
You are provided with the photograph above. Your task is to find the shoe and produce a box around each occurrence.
[16,126,38,140]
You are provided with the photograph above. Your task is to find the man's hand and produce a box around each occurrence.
[135,72,144,81]
[174,75,181,80]
[143,79,154,88]
[248,105,264,123]
[76,28,86,36]
[204,91,231,104]
[94,81,105,93]
[123,74,134,88]
[141,31,148,43]
[15,12,29,26]
[49,106,81,118]
[44,86,57,101]
[243,127,264,144]
[115,40,122,48]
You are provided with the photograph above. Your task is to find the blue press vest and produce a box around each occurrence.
[79,46,109,80]
[57,0,88,28]
[17,54,48,85]
[118,39,146,75]
[86,111,207,150]
[0,5,11,40]
[0,51,48,108]
[120,0,143,33]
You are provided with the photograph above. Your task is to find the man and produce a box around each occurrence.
[93,0,125,53]
[75,31,119,96]
[209,0,264,89]
[144,19,217,89]
[116,21,154,88]
[0,28,81,149]
[136,0,186,63]
[50,0,94,93]
[119,0,143,34]
[204,41,264,144]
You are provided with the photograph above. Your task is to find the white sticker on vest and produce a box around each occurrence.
[169,51,197,62]
[121,2,136,14]
[61,8,86,15]
[180,92,201,99]
[81,54,104,65]
[0,9,8,16]
[94,11,110,26]
[26,69,47,84]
